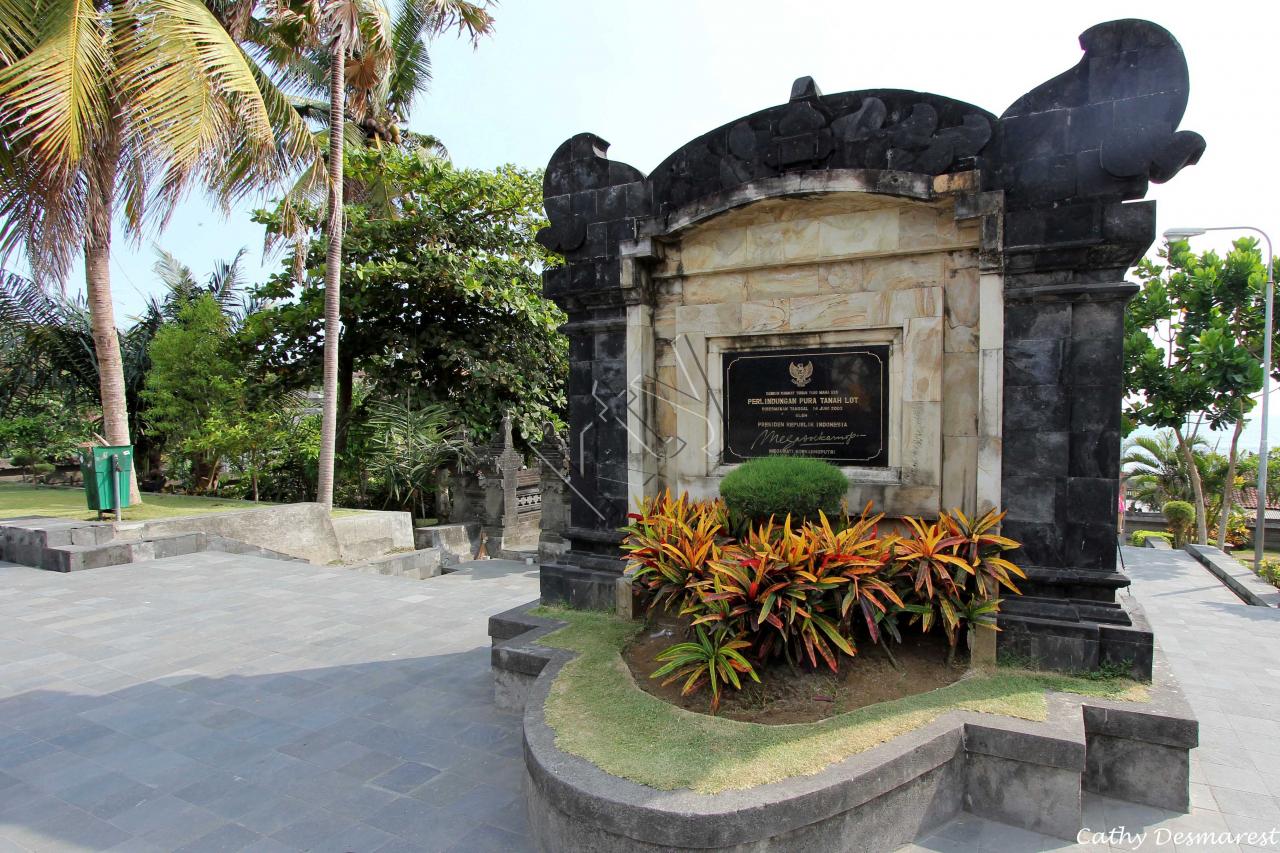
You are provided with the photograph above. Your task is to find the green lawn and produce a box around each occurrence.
[1233,549,1280,568]
[535,607,1146,794]
[0,482,271,522]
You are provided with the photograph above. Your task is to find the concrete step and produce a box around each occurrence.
[205,535,309,563]
[336,536,397,563]
[350,548,443,580]
[42,542,135,572]
[125,533,207,562]
[3,515,311,571]
[414,523,480,566]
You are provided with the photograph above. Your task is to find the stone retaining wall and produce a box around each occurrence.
[489,603,1198,852]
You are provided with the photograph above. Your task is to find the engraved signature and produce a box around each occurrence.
[750,429,865,452]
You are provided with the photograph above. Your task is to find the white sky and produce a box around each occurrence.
[62,0,1280,447]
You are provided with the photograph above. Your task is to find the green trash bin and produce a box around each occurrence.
[80,445,133,518]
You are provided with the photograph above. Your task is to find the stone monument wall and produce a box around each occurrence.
[640,189,1002,519]
[533,18,1206,675]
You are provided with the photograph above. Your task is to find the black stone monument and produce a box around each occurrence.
[534,19,1204,677]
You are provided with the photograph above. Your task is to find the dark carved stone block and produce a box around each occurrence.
[1003,477,1063,525]
[1004,386,1068,430]
[1066,477,1119,525]
[1006,303,1071,342]
[1004,431,1069,479]
[1069,430,1120,479]
[1005,339,1064,386]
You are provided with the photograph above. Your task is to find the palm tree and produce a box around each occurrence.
[1122,430,1209,513]
[0,0,314,501]
[270,0,492,507]
[1,250,258,486]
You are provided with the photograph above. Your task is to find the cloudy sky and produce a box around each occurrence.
[68,0,1280,449]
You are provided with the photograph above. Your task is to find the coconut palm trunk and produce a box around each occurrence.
[316,41,347,508]
[83,119,141,503]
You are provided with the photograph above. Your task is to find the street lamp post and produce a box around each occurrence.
[1164,226,1276,565]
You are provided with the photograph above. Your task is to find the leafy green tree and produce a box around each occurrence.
[1122,431,1206,510]
[0,392,92,479]
[1125,239,1270,545]
[1237,447,1280,509]
[243,0,494,508]
[0,0,313,502]
[365,398,462,518]
[142,295,248,492]
[251,146,567,445]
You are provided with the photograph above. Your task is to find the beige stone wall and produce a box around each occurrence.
[628,190,1000,520]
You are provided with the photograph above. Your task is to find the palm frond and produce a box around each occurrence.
[0,0,110,169]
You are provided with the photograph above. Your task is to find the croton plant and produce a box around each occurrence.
[620,493,1024,712]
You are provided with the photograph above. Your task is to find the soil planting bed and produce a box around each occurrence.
[624,620,968,723]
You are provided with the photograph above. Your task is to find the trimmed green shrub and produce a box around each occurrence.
[1129,529,1173,546]
[1257,559,1280,589]
[1162,500,1195,547]
[719,457,848,525]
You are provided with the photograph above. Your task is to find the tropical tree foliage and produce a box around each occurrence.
[1121,431,1207,510]
[250,145,566,443]
[239,0,493,508]
[0,0,314,500]
[364,398,463,517]
[1125,239,1273,545]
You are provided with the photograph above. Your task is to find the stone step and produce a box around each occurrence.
[336,535,397,564]
[350,548,443,580]
[205,535,309,563]
[414,523,479,565]
[42,542,135,572]
[124,533,207,563]
[3,515,310,572]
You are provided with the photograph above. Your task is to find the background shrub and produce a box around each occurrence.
[1129,529,1173,546]
[1162,500,1195,547]
[719,457,848,526]
[1257,559,1280,589]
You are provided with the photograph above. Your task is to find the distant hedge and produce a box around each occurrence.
[719,457,848,525]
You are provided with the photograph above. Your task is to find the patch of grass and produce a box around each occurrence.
[533,606,1147,794]
[0,482,271,522]
[1234,549,1280,567]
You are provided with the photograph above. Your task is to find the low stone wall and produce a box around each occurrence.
[1184,543,1280,607]
[114,503,342,564]
[490,603,1197,852]
[414,523,480,566]
[331,510,415,562]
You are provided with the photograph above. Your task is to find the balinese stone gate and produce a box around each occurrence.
[535,19,1203,677]
[449,415,542,556]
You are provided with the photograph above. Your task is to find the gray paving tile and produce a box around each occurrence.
[0,552,538,852]
[175,822,261,853]
[58,768,158,819]
[443,822,535,853]
[365,798,481,849]
[371,761,441,794]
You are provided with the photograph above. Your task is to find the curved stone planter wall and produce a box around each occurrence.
[489,604,1198,853]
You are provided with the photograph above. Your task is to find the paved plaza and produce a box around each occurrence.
[0,555,538,852]
[2,546,1279,851]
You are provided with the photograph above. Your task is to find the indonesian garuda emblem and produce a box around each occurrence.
[789,361,813,388]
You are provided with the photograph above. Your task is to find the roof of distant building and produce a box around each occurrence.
[1235,487,1280,512]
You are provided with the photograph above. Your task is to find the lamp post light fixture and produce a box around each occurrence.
[1162,226,1276,565]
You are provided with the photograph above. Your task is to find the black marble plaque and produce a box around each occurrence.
[722,345,889,466]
